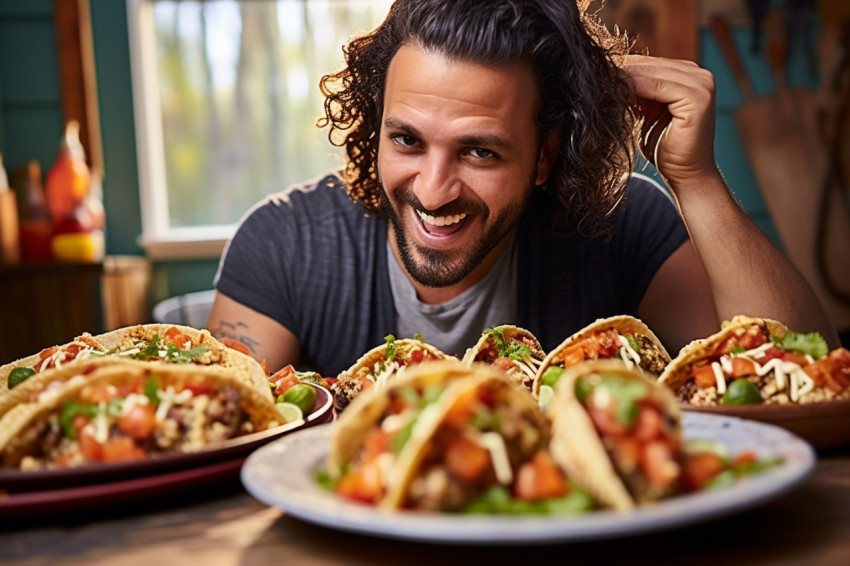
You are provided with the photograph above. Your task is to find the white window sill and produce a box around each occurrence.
[137,226,235,261]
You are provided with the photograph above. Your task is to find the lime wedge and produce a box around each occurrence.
[538,384,555,409]
[276,402,304,424]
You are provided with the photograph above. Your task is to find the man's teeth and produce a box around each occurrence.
[416,211,468,227]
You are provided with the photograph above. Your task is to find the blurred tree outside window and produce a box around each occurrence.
[130,0,393,255]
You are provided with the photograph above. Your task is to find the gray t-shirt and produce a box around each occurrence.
[388,233,518,358]
[215,171,687,376]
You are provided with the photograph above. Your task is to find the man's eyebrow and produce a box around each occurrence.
[383,116,419,136]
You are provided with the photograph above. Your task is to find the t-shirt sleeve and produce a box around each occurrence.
[613,174,689,310]
[213,194,299,334]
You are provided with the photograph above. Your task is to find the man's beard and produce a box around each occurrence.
[381,184,532,288]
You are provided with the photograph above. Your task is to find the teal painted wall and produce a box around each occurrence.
[0,2,821,312]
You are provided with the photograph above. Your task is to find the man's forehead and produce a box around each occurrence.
[382,44,540,122]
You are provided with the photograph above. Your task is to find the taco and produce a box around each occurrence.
[327,360,594,514]
[0,359,282,470]
[0,324,271,416]
[331,334,454,412]
[658,315,850,406]
[532,315,671,400]
[461,325,545,391]
[546,360,684,512]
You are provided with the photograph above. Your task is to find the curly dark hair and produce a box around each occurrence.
[318,0,638,238]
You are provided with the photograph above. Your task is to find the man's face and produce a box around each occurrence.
[378,44,553,289]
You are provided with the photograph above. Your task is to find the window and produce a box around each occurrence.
[127,0,393,259]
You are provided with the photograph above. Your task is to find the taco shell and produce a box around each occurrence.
[547,359,682,512]
[461,325,545,391]
[532,315,671,398]
[0,359,281,470]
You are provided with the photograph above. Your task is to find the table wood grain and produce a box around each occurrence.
[2,447,850,566]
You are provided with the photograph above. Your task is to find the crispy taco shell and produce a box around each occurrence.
[331,338,455,412]
[0,359,281,470]
[461,325,545,391]
[547,360,682,512]
[657,315,792,400]
[532,315,671,398]
[330,359,536,510]
[0,324,271,416]
[385,363,549,511]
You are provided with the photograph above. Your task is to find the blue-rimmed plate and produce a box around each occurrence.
[240,412,815,545]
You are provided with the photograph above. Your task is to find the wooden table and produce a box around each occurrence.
[2,444,850,566]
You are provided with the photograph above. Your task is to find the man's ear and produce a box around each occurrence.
[534,128,561,185]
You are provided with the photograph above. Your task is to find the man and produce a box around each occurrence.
[207,0,838,376]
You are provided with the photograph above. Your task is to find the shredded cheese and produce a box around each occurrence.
[476,432,513,485]
[616,335,642,367]
[155,386,193,421]
[711,362,726,394]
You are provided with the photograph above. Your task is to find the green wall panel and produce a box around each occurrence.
[0,0,52,17]
[0,21,60,104]
[1,106,63,174]
[89,0,143,257]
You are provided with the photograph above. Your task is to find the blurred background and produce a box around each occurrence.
[0,0,848,362]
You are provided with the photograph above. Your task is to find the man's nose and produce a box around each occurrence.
[413,152,462,210]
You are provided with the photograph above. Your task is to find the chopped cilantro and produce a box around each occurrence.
[143,377,161,405]
[390,416,418,454]
[486,327,533,361]
[772,332,828,359]
[59,400,100,439]
[384,334,398,364]
[624,333,640,353]
[730,345,746,355]
[414,332,423,342]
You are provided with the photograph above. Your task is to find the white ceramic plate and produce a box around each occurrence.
[240,412,816,545]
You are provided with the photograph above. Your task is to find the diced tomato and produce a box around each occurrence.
[691,364,717,389]
[610,436,641,469]
[62,343,84,362]
[164,326,194,349]
[559,344,587,366]
[71,415,89,438]
[729,357,757,378]
[779,351,810,368]
[78,334,102,349]
[80,381,115,404]
[587,404,629,437]
[731,451,758,466]
[219,337,253,356]
[363,428,391,459]
[595,329,620,358]
[408,349,424,364]
[830,347,850,368]
[445,435,491,482]
[180,383,214,397]
[271,365,300,396]
[323,377,338,389]
[715,336,739,356]
[79,430,104,462]
[640,440,680,489]
[261,360,269,375]
[634,404,664,441]
[738,328,767,350]
[681,451,726,491]
[759,347,786,363]
[442,388,479,427]
[493,357,515,372]
[36,346,59,371]
[335,457,384,504]
[102,437,146,463]
[513,450,569,501]
[118,404,157,440]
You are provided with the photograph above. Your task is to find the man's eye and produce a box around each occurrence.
[469,148,496,160]
[391,134,418,147]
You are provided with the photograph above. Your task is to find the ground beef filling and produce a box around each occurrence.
[12,385,255,471]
